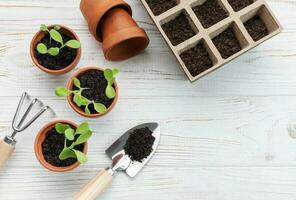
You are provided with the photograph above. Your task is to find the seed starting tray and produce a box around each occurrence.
[140,0,282,82]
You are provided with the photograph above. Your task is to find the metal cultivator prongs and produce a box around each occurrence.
[0,92,52,170]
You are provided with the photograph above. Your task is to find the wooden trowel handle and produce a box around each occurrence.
[0,139,15,170]
[72,169,113,200]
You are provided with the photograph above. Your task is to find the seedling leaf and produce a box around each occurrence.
[85,105,91,114]
[40,24,48,32]
[73,78,81,88]
[65,40,81,49]
[73,93,83,107]
[59,148,76,160]
[106,85,116,99]
[54,25,61,30]
[56,121,92,164]
[93,102,107,113]
[76,122,90,135]
[36,43,47,54]
[73,150,87,163]
[112,68,120,75]
[48,47,60,56]
[109,77,115,85]
[75,131,92,145]
[104,69,113,81]
[55,87,70,97]
[80,95,89,106]
[49,29,63,44]
[55,123,71,134]
[73,93,88,107]
[65,128,75,141]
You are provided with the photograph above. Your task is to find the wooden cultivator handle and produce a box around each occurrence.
[72,169,113,200]
[0,139,15,170]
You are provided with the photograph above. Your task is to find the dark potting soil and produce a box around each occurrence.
[161,12,196,46]
[73,70,114,114]
[193,0,229,28]
[146,0,178,16]
[212,28,242,59]
[42,127,84,167]
[124,127,155,162]
[34,32,77,70]
[227,0,254,12]
[244,15,268,41]
[180,43,213,77]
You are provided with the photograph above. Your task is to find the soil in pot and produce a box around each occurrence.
[193,0,229,28]
[34,32,78,70]
[212,27,242,59]
[124,127,155,162]
[180,43,214,77]
[73,70,114,114]
[161,12,197,46]
[146,0,178,16]
[227,0,254,12]
[244,15,268,41]
[42,127,84,167]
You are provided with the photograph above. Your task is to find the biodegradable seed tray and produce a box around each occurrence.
[140,0,282,82]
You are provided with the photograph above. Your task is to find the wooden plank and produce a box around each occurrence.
[0,0,296,200]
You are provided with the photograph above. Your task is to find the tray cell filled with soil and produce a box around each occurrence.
[140,0,282,82]
[145,0,179,16]
[241,5,279,42]
[211,22,249,59]
[192,0,229,28]
[227,0,255,12]
[179,40,217,77]
[161,10,198,46]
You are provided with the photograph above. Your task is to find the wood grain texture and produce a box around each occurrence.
[0,0,295,200]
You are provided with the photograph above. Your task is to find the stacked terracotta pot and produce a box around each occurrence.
[80,0,149,61]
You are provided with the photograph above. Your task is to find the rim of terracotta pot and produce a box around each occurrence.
[66,67,119,118]
[34,120,88,172]
[80,0,132,42]
[30,25,81,75]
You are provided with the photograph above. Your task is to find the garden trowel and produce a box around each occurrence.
[72,122,160,200]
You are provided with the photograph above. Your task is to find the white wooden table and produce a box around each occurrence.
[0,0,295,199]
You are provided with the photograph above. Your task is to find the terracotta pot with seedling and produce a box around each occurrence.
[34,120,92,172]
[30,24,81,75]
[55,67,119,118]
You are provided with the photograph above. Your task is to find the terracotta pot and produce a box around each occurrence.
[30,25,81,75]
[80,0,149,61]
[67,67,119,118]
[34,120,88,172]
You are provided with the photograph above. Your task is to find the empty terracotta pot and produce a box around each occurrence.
[67,67,119,118]
[34,120,88,172]
[30,25,81,75]
[80,0,149,61]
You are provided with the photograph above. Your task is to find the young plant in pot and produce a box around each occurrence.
[30,24,81,75]
[55,67,119,118]
[35,120,91,172]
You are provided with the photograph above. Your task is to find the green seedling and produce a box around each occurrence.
[104,68,120,99]
[36,24,81,56]
[55,68,119,114]
[55,122,92,164]
[55,78,107,114]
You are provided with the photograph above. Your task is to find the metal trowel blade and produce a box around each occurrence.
[105,122,160,177]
